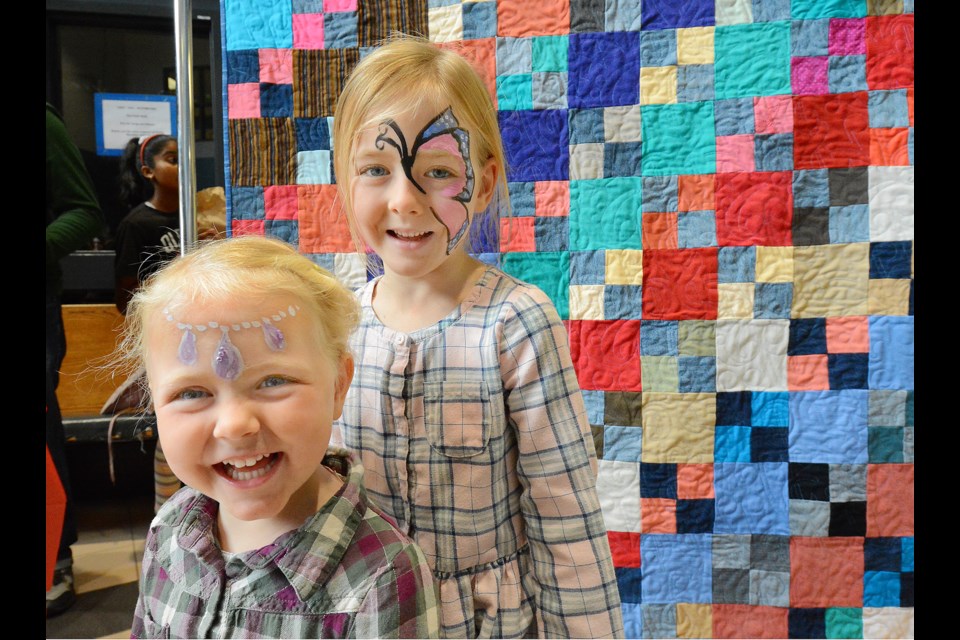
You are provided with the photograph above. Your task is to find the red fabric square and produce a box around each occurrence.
[787,355,830,391]
[297,184,354,253]
[906,88,914,126]
[46,446,66,591]
[437,39,497,106]
[678,174,715,212]
[712,605,789,639]
[867,463,914,537]
[607,531,641,568]
[866,15,914,90]
[869,128,910,166]
[642,213,678,250]
[793,93,871,169]
[643,248,718,320]
[498,0,570,37]
[790,537,864,607]
[534,181,570,217]
[826,316,869,353]
[232,219,265,236]
[568,320,642,391]
[641,498,676,533]
[500,217,536,252]
[677,464,714,499]
[715,171,793,247]
[263,185,299,220]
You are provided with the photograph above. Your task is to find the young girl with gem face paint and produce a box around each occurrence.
[332,36,624,639]
[115,236,440,639]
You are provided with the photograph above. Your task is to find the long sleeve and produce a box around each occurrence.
[500,289,625,639]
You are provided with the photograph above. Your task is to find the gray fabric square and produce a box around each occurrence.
[752,0,790,22]
[570,0,605,34]
[718,246,756,283]
[749,569,790,607]
[869,390,907,426]
[605,0,642,31]
[569,108,606,144]
[790,499,830,536]
[755,133,793,172]
[677,64,715,103]
[507,180,535,217]
[496,36,532,75]
[829,167,869,206]
[829,55,868,93]
[750,535,790,571]
[642,175,679,212]
[829,464,867,502]
[640,29,677,67]
[713,568,750,604]
[792,207,830,246]
[903,426,914,462]
[868,89,910,128]
[532,72,568,110]
[641,603,677,639]
[790,19,829,56]
[793,169,830,208]
[570,250,606,285]
[714,97,755,136]
[712,534,750,569]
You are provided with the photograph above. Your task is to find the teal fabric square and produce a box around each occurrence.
[825,608,862,639]
[570,250,606,285]
[752,392,789,426]
[502,251,570,318]
[678,211,717,248]
[718,246,756,283]
[829,55,867,93]
[225,0,293,49]
[790,18,829,56]
[902,538,913,571]
[716,426,752,462]
[641,102,716,176]
[497,74,534,111]
[715,23,791,99]
[496,36,532,74]
[603,425,643,462]
[532,72,568,110]
[790,0,867,19]
[863,571,901,607]
[508,180,536,216]
[532,35,569,72]
[570,178,643,250]
[868,427,904,463]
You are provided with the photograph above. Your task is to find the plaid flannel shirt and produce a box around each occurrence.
[130,449,440,639]
[334,267,624,639]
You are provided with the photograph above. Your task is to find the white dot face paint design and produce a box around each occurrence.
[374,107,475,254]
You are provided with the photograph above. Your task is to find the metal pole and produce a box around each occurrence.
[174,0,197,253]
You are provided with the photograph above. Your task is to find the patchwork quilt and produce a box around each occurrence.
[219,1,914,637]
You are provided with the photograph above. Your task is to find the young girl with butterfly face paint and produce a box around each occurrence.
[332,36,624,639]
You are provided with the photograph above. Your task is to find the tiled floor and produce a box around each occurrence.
[46,495,154,639]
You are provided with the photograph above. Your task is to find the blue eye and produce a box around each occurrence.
[426,168,452,179]
[260,375,289,389]
[176,388,208,401]
[361,165,388,177]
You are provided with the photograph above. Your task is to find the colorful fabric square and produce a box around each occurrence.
[568,32,640,108]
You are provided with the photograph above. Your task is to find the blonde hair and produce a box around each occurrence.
[112,235,360,382]
[332,34,510,262]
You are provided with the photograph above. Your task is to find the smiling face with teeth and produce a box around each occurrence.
[145,292,354,549]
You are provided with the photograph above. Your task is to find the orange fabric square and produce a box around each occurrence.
[787,354,831,391]
[437,39,497,106]
[906,87,914,126]
[297,184,355,253]
[677,464,714,499]
[678,174,715,212]
[263,185,299,220]
[867,463,914,537]
[754,96,794,134]
[869,128,911,166]
[500,217,536,252]
[607,531,641,568]
[641,498,677,533]
[498,0,570,37]
[232,219,265,236]
[826,316,870,353]
[712,605,789,639]
[790,537,864,607]
[534,181,570,217]
[642,213,679,250]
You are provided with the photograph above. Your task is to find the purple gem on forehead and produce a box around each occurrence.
[178,328,198,365]
[213,331,244,380]
[262,323,286,351]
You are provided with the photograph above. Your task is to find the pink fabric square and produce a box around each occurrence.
[324,0,357,11]
[792,57,830,95]
[534,181,569,217]
[754,96,794,134]
[232,219,265,236]
[259,49,294,84]
[715,135,755,173]
[500,217,536,252]
[263,185,299,220]
[227,83,260,119]
[292,13,325,50]
[829,18,866,56]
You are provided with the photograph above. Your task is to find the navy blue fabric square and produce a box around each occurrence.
[870,241,912,279]
[640,463,677,498]
[568,108,606,144]
[716,391,751,426]
[788,608,827,639]
[827,353,869,390]
[570,250,606,285]
[793,169,830,208]
[640,28,676,66]
[604,142,644,177]
[755,133,793,172]
[714,98,755,136]
[500,110,569,181]
[265,219,299,246]
[901,572,914,607]
[641,0,714,30]
[718,246,756,283]
[754,283,793,319]
[324,11,358,48]
[789,318,827,356]
[227,49,260,84]
[677,64,715,102]
[295,117,330,151]
[568,32,640,108]
[615,567,643,604]
[751,427,789,462]
[508,180,536,216]
[678,356,716,392]
[230,186,266,220]
[605,285,643,320]
[676,499,715,534]
[642,175,679,212]
[829,501,866,536]
[260,83,293,117]
[462,0,497,40]
[864,538,901,571]
[640,320,678,356]
[788,463,829,501]
[535,217,568,251]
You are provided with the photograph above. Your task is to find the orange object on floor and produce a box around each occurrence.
[46,444,66,591]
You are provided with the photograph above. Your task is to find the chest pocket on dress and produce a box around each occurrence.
[424,379,490,458]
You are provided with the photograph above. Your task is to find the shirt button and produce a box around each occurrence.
[395,334,405,345]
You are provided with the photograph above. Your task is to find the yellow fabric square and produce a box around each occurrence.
[428,5,463,43]
[677,603,712,639]
[755,246,794,283]
[642,392,715,463]
[868,279,911,316]
[569,143,605,180]
[640,66,678,105]
[642,356,679,392]
[604,105,642,143]
[793,244,869,318]
[569,285,606,320]
[677,27,715,65]
[718,283,754,319]
[606,250,644,285]
[679,320,716,356]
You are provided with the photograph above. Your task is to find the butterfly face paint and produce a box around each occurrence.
[374,107,475,254]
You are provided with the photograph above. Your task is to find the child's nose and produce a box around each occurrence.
[388,175,424,216]
[212,398,261,440]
